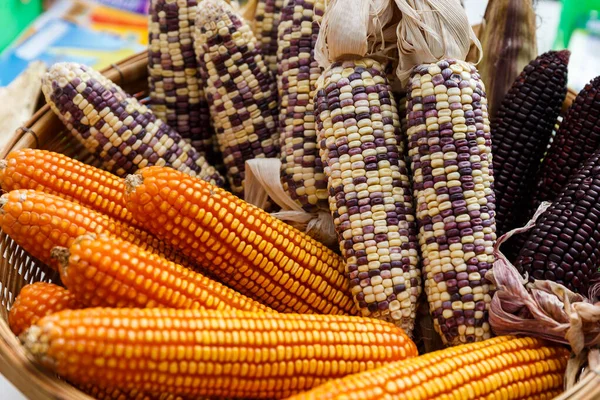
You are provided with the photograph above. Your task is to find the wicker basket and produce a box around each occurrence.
[0,50,582,399]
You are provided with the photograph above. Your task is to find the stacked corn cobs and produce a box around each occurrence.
[0,0,585,398]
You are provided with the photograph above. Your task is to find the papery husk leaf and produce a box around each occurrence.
[315,0,396,67]
[243,159,338,248]
[394,0,481,85]
[478,0,537,118]
[241,0,258,29]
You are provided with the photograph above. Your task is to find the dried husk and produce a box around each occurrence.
[315,0,397,67]
[486,202,600,397]
[478,0,537,118]
[244,159,338,249]
[394,0,481,85]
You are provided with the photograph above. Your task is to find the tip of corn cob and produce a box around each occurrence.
[20,324,55,369]
[124,173,143,194]
[50,246,70,274]
[0,160,6,170]
[555,49,571,64]
[196,0,232,26]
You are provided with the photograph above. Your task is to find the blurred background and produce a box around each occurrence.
[0,0,598,398]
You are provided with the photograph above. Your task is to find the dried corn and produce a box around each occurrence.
[514,148,600,294]
[148,0,213,153]
[8,282,80,336]
[22,308,417,399]
[0,189,188,268]
[124,166,356,315]
[406,59,495,346]
[534,76,600,204]
[255,0,284,74]
[0,149,140,228]
[42,62,224,186]
[55,234,273,312]
[194,0,279,194]
[315,59,420,334]
[286,336,568,400]
[492,50,569,236]
[78,385,185,400]
[278,0,328,211]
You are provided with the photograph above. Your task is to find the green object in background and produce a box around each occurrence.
[0,0,43,53]
[555,0,600,48]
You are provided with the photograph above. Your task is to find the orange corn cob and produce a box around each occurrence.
[287,336,568,400]
[8,282,80,336]
[124,166,356,315]
[54,234,272,313]
[0,190,189,268]
[21,308,417,399]
[0,149,142,229]
[77,384,186,400]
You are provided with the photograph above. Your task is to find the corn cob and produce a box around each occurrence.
[278,0,328,211]
[0,149,142,229]
[514,148,600,294]
[194,0,280,195]
[55,234,273,313]
[124,166,356,315]
[78,385,185,400]
[315,59,420,334]
[0,189,189,268]
[148,0,213,154]
[406,59,495,346]
[286,336,568,400]
[22,308,417,399]
[42,62,224,186]
[255,0,284,74]
[492,50,569,236]
[534,76,600,204]
[8,282,80,336]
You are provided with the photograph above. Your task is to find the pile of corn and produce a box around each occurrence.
[6,0,600,398]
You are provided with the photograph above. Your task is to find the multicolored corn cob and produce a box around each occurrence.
[286,336,568,400]
[0,190,189,268]
[124,166,356,315]
[0,149,141,229]
[315,59,421,334]
[534,76,600,204]
[148,0,213,153]
[42,62,224,186]
[492,50,569,236]
[277,0,328,211]
[255,0,284,74]
[8,282,80,336]
[406,59,495,346]
[21,308,417,399]
[514,148,600,294]
[194,0,280,194]
[56,234,273,312]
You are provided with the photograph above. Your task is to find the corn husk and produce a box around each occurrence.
[486,202,600,398]
[315,0,397,67]
[394,0,481,85]
[478,0,537,118]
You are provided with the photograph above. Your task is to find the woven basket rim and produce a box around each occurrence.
[0,48,583,400]
[0,50,147,400]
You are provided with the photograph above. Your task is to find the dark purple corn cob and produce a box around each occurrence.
[148,0,214,155]
[41,62,224,186]
[194,0,280,195]
[492,50,569,237]
[315,58,421,336]
[514,148,600,295]
[533,76,600,205]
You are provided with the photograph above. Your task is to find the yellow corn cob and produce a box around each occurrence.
[21,308,417,399]
[55,234,272,313]
[77,384,186,400]
[124,166,356,315]
[286,336,569,400]
[8,282,80,336]
[0,189,190,268]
